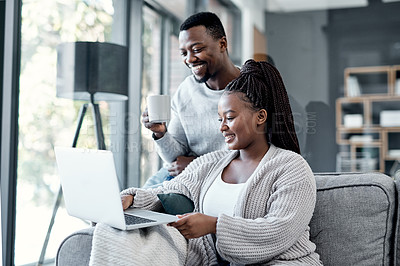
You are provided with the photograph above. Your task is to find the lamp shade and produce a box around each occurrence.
[56,42,128,101]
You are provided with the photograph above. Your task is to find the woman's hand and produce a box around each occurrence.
[169,213,217,239]
[168,156,196,176]
[121,195,134,210]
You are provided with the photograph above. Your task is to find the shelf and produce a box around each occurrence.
[337,98,400,128]
[337,65,400,174]
[371,125,400,130]
[344,66,391,97]
[337,95,400,102]
[391,65,400,95]
[350,142,382,147]
[385,156,400,160]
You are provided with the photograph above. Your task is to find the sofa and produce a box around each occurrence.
[56,172,400,265]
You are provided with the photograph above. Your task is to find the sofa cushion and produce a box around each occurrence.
[310,172,396,266]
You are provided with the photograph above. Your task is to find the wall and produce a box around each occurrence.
[263,2,400,172]
[227,4,334,170]
[264,10,335,172]
[265,10,329,107]
[327,1,400,101]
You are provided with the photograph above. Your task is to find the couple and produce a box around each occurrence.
[90,12,322,265]
[89,59,322,265]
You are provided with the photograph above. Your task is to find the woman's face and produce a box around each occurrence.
[218,92,266,150]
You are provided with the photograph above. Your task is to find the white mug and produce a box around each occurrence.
[147,95,171,123]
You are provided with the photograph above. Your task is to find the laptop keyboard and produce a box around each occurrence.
[124,214,156,225]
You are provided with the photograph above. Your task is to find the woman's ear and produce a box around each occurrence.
[257,109,267,125]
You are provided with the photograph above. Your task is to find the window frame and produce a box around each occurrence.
[1,0,22,265]
[128,0,188,188]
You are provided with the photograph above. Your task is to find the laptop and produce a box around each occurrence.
[54,147,178,230]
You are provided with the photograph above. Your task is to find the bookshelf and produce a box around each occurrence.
[336,65,400,174]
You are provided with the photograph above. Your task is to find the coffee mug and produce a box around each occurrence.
[147,95,171,123]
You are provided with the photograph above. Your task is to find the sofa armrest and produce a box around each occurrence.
[310,172,397,266]
[56,227,94,266]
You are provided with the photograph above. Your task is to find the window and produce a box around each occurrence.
[140,6,163,186]
[139,4,188,186]
[169,34,189,96]
[3,1,242,264]
[137,0,241,186]
[15,0,120,264]
[157,0,187,21]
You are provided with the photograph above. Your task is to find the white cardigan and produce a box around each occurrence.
[121,145,322,265]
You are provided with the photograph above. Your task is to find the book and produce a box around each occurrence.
[380,110,400,127]
[349,135,373,143]
[346,75,361,97]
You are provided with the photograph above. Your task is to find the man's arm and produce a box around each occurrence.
[168,155,197,176]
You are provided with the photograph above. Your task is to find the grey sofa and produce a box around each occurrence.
[56,172,400,265]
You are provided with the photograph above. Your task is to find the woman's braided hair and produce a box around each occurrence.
[225,59,300,154]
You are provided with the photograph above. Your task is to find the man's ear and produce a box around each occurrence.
[257,109,267,125]
[219,36,228,51]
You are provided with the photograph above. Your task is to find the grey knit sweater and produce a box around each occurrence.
[121,145,322,265]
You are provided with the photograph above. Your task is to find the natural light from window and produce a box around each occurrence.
[16,0,114,264]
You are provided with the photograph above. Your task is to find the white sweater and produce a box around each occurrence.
[121,145,322,265]
[154,75,226,163]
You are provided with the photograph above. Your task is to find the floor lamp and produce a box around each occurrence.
[38,42,128,265]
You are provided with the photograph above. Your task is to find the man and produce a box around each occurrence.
[142,12,240,187]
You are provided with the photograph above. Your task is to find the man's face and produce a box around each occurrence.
[179,26,225,83]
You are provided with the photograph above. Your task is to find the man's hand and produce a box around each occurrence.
[168,156,196,176]
[169,213,217,239]
[141,108,167,139]
[121,195,134,210]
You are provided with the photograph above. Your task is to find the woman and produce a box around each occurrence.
[120,59,322,265]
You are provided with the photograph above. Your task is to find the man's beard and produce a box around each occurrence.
[194,72,212,83]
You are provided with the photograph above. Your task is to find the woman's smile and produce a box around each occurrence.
[224,134,235,143]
